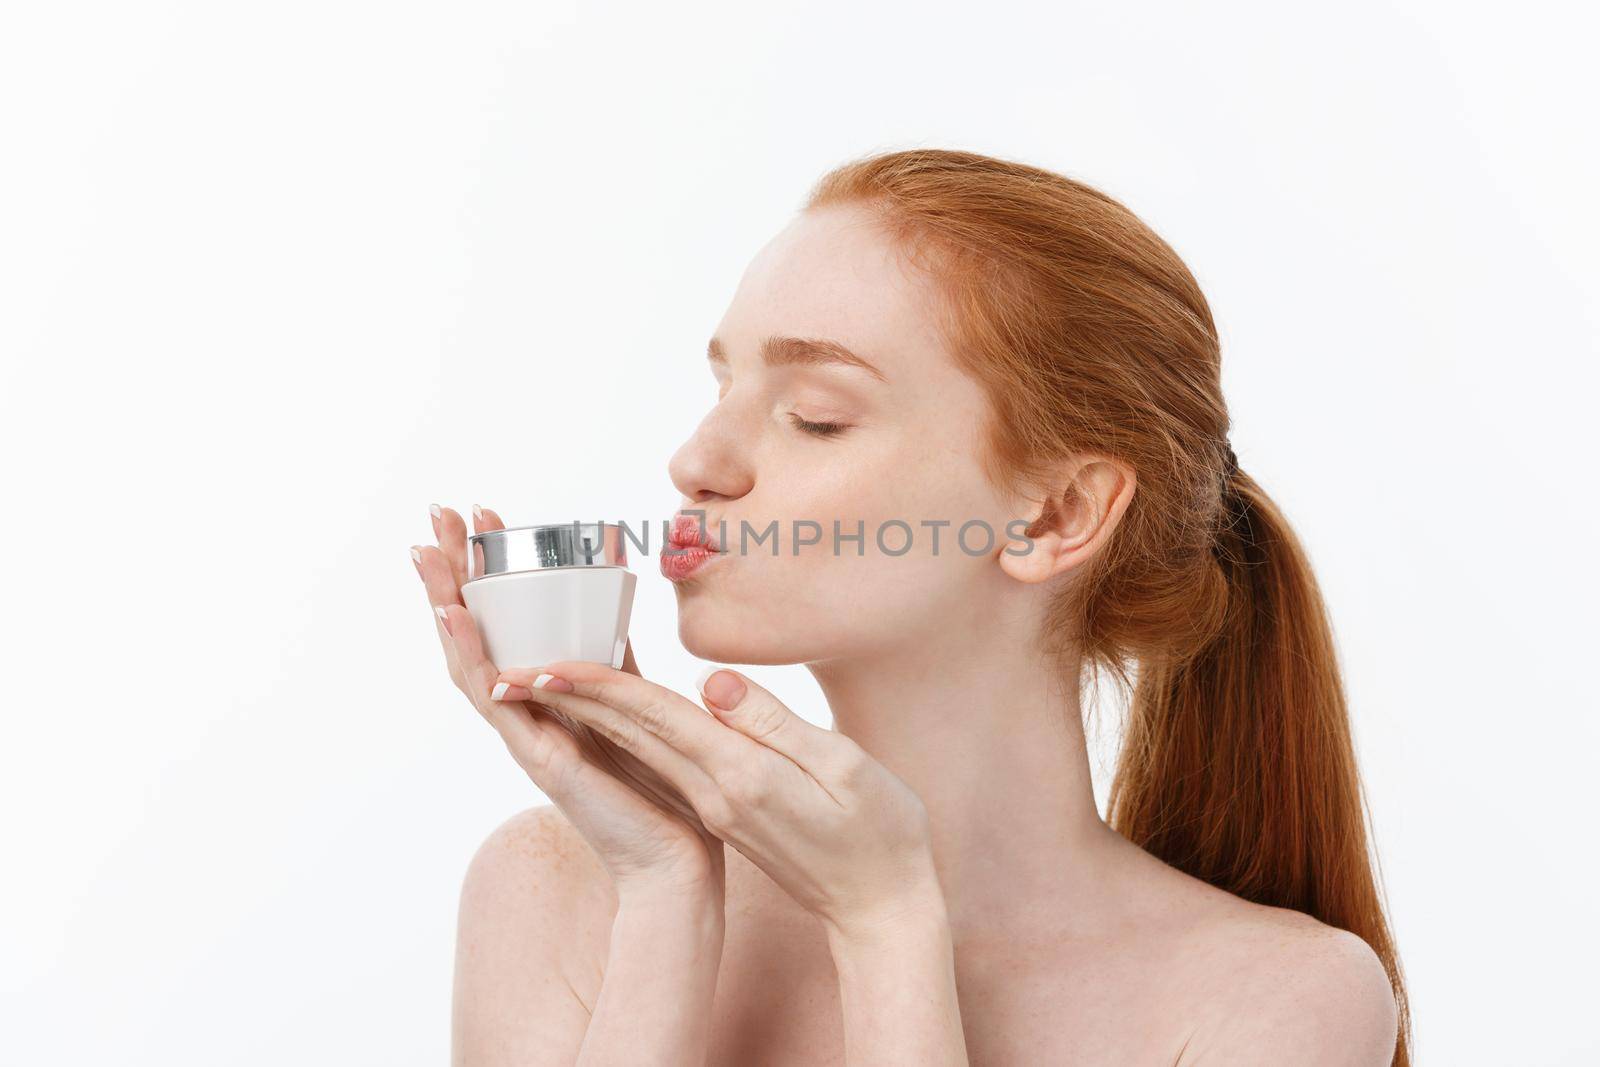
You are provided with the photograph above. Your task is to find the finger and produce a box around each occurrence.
[413,542,467,678]
[505,709,709,841]
[425,600,573,781]
[433,504,471,592]
[490,681,540,701]
[469,506,506,585]
[545,705,710,831]
[483,670,707,828]
[471,503,507,535]
[429,570,705,830]
[498,662,760,781]
[494,635,641,685]
[694,666,845,777]
[438,601,635,814]
[493,666,722,800]
[414,543,464,607]
[434,603,509,725]
[489,696,575,785]
[462,676,647,821]
[486,681,694,806]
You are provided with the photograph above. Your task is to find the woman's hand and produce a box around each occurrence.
[412,505,724,906]
[490,661,947,941]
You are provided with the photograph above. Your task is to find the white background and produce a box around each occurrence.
[3,2,1596,1063]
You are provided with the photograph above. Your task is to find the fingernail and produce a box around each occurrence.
[410,546,423,576]
[696,664,745,709]
[434,604,452,636]
[491,680,534,701]
[532,672,574,693]
[472,504,484,523]
[429,504,442,520]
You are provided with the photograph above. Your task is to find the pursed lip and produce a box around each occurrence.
[661,511,725,582]
[667,512,724,552]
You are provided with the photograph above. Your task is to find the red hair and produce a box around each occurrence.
[806,147,1410,1064]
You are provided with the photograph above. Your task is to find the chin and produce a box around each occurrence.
[676,616,792,666]
[673,596,826,666]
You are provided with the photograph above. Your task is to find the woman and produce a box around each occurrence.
[412,148,1411,1065]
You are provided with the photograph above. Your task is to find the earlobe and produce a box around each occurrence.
[998,498,1070,584]
[996,455,1137,585]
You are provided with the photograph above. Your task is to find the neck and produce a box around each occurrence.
[806,612,1121,936]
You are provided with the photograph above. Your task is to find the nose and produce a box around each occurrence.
[668,402,755,506]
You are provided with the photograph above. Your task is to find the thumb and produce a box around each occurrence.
[694,664,833,769]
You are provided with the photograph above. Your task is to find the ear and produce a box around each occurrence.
[998,454,1137,584]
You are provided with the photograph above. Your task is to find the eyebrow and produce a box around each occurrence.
[707,335,888,383]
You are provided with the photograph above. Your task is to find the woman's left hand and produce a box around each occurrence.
[491,661,947,941]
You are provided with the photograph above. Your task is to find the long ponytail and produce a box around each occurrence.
[806,147,1410,1065]
[1110,467,1411,1063]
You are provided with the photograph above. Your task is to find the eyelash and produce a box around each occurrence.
[787,413,849,439]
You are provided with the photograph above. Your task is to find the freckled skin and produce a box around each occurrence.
[453,202,1401,1066]
[472,805,1394,1066]
[664,205,1021,668]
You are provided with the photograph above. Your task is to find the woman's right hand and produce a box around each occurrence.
[413,504,725,906]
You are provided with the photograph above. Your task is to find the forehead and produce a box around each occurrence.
[715,204,955,384]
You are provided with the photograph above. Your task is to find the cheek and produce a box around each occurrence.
[780,432,980,529]
[698,463,1003,656]
[677,551,979,665]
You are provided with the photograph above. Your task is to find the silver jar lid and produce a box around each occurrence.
[467,522,630,581]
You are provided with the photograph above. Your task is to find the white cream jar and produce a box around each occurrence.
[461,521,636,670]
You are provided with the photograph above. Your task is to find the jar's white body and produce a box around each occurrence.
[461,566,636,670]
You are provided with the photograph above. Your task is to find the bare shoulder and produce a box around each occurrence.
[463,803,611,906]
[458,802,616,959]
[1179,901,1399,1066]
[452,804,616,1061]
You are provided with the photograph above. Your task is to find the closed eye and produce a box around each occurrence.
[787,413,850,439]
